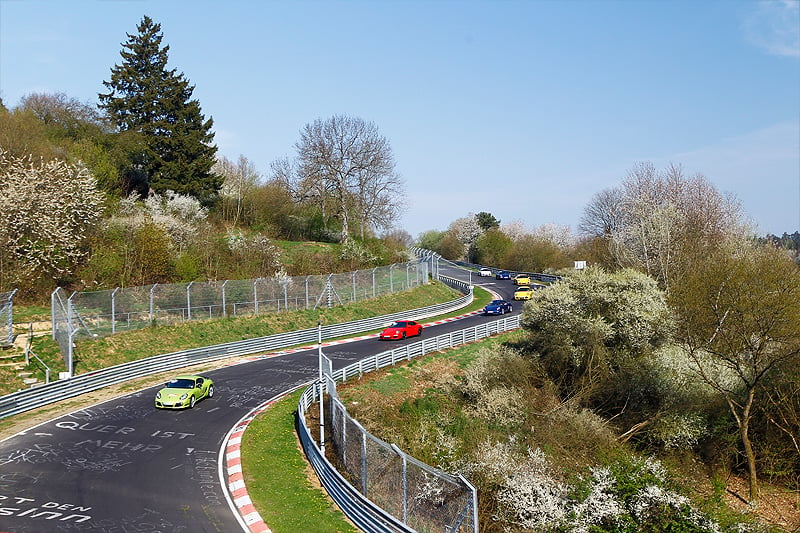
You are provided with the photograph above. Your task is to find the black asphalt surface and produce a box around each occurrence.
[0,264,521,533]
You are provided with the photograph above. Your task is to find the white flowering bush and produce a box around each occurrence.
[0,150,104,289]
[561,455,730,533]
[463,443,742,532]
[225,230,281,276]
[339,238,378,266]
[459,346,533,426]
[112,191,208,254]
[496,447,570,529]
[415,411,459,464]
[650,412,709,449]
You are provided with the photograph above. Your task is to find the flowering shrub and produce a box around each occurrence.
[113,191,208,253]
[226,230,281,276]
[0,150,104,290]
[495,447,569,529]
[465,442,743,532]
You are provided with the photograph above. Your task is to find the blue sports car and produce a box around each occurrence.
[495,270,511,280]
[483,299,513,315]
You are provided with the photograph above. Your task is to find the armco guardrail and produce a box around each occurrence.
[298,315,521,533]
[0,276,472,420]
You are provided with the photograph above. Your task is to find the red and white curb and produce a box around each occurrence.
[220,311,483,531]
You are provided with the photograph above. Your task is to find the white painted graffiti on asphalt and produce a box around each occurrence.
[0,495,91,523]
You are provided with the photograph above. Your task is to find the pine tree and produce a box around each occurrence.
[99,15,221,204]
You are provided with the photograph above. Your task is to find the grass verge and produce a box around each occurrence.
[240,389,358,533]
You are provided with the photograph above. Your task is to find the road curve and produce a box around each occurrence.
[0,264,521,533]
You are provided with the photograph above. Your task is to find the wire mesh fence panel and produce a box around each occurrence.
[50,259,430,366]
[187,281,226,320]
[363,435,405,518]
[374,265,396,295]
[253,277,283,314]
[329,272,356,306]
[341,409,369,493]
[324,368,477,533]
[150,283,190,325]
[405,464,475,533]
[223,279,257,317]
[354,268,376,301]
[113,286,155,332]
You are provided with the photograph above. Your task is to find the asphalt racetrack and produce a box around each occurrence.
[0,264,522,533]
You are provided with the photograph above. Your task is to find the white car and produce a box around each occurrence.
[479,268,493,277]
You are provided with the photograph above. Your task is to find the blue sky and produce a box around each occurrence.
[1,0,798,239]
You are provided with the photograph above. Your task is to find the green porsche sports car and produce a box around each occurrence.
[155,375,214,409]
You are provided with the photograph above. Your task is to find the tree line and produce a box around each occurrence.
[418,163,799,510]
[0,16,409,298]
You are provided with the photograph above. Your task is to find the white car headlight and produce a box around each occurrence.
[180,393,188,400]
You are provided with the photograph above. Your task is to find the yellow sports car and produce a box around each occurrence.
[155,375,214,409]
[513,274,531,286]
[514,286,535,300]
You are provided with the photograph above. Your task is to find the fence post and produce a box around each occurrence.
[390,264,394,293]
[186,281,194,320]
[459,473,480,533]
[372,267,377,298]
[253,278,259,315]
[392,444,408,524]
[149,284,158,325]
[222,280,228,318]
[305,276,310,309]
[361,430,368,494]
[111,287,119,334]
[352,271,357,303]
[51,288,57,341]
[341,401,347,457]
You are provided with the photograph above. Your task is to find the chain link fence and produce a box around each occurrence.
[0,289,17,346]
[321,352,478,533]
[51,260,428,374]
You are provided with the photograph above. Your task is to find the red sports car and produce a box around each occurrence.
[380,320,423,340]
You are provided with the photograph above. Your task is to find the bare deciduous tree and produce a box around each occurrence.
[295,115,402,243]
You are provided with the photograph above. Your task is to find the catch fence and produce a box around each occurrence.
[324,367,478,533]
[302,314,522,532]
[0,289,16,346]
[52,260,429,374]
